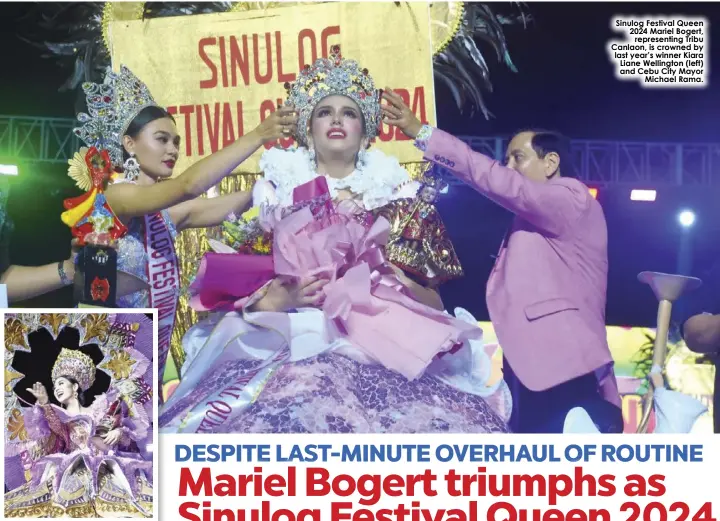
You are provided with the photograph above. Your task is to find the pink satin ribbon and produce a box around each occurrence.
[188,176,481,381]
[292,176,334,217]
[272,203,479,380]
[189,252,275,312]
[322,217,412,323]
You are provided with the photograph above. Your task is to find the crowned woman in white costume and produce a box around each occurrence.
[159,47,511,434]
[66,65,299,397]
[4,347,152,518]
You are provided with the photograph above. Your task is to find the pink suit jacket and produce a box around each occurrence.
[424,129,621,408]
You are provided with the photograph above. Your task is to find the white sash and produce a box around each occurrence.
[144,212,179,404]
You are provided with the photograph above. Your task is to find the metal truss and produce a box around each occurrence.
[1,115,718,186]
[443,136,720,187]
[0,116,81,165]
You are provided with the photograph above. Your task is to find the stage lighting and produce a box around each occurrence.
[0,164,18,176]
[588,188,598,199]
[678,210,696,228]
[631,189,656,201]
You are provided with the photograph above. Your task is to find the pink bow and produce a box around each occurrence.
[322,216,411,323]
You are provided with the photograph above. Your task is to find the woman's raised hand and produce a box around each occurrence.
[255,106,298,144]
[27,382,49,405]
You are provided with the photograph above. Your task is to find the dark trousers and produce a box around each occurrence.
[504,358,624,433]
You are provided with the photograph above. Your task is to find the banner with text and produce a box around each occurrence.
[108,2,436,173]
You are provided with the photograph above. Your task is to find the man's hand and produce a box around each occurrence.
[381,88,423,139]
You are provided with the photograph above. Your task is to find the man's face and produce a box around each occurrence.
[504,131,559,183]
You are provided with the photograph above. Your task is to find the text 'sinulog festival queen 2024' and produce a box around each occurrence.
[166,28,431,158]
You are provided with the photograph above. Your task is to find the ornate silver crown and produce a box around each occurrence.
[73,65,159,169]
[284,45,381,146]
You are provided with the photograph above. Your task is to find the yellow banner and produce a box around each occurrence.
[108,2,436,173]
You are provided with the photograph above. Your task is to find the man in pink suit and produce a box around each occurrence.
[382,90,622,433]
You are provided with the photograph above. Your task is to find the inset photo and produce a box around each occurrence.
[3,310,157,518]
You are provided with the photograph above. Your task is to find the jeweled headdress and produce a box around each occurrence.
[74,65,159,169]
[52,348,97,391]
[420,170,449,192]
[285,45,381,146]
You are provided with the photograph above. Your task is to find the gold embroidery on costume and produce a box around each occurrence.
[377,174,463,285]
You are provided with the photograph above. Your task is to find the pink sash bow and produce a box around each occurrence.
[189,176,481,380]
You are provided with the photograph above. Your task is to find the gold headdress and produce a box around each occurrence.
[52,348,97,391]
[419,169,449,193]
[284,45,381,146]
[73,65,160,169]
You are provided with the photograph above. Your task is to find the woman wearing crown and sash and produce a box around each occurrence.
[66,65,299,396]
[160,47,511,434]
[4,348,152,518]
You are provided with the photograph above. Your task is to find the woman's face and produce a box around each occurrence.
[309,95,365,159]
[53,377,77,405]
[124,117,181,179]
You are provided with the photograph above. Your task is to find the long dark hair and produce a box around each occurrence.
[56,375,86,407]
[121,106,175,162]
